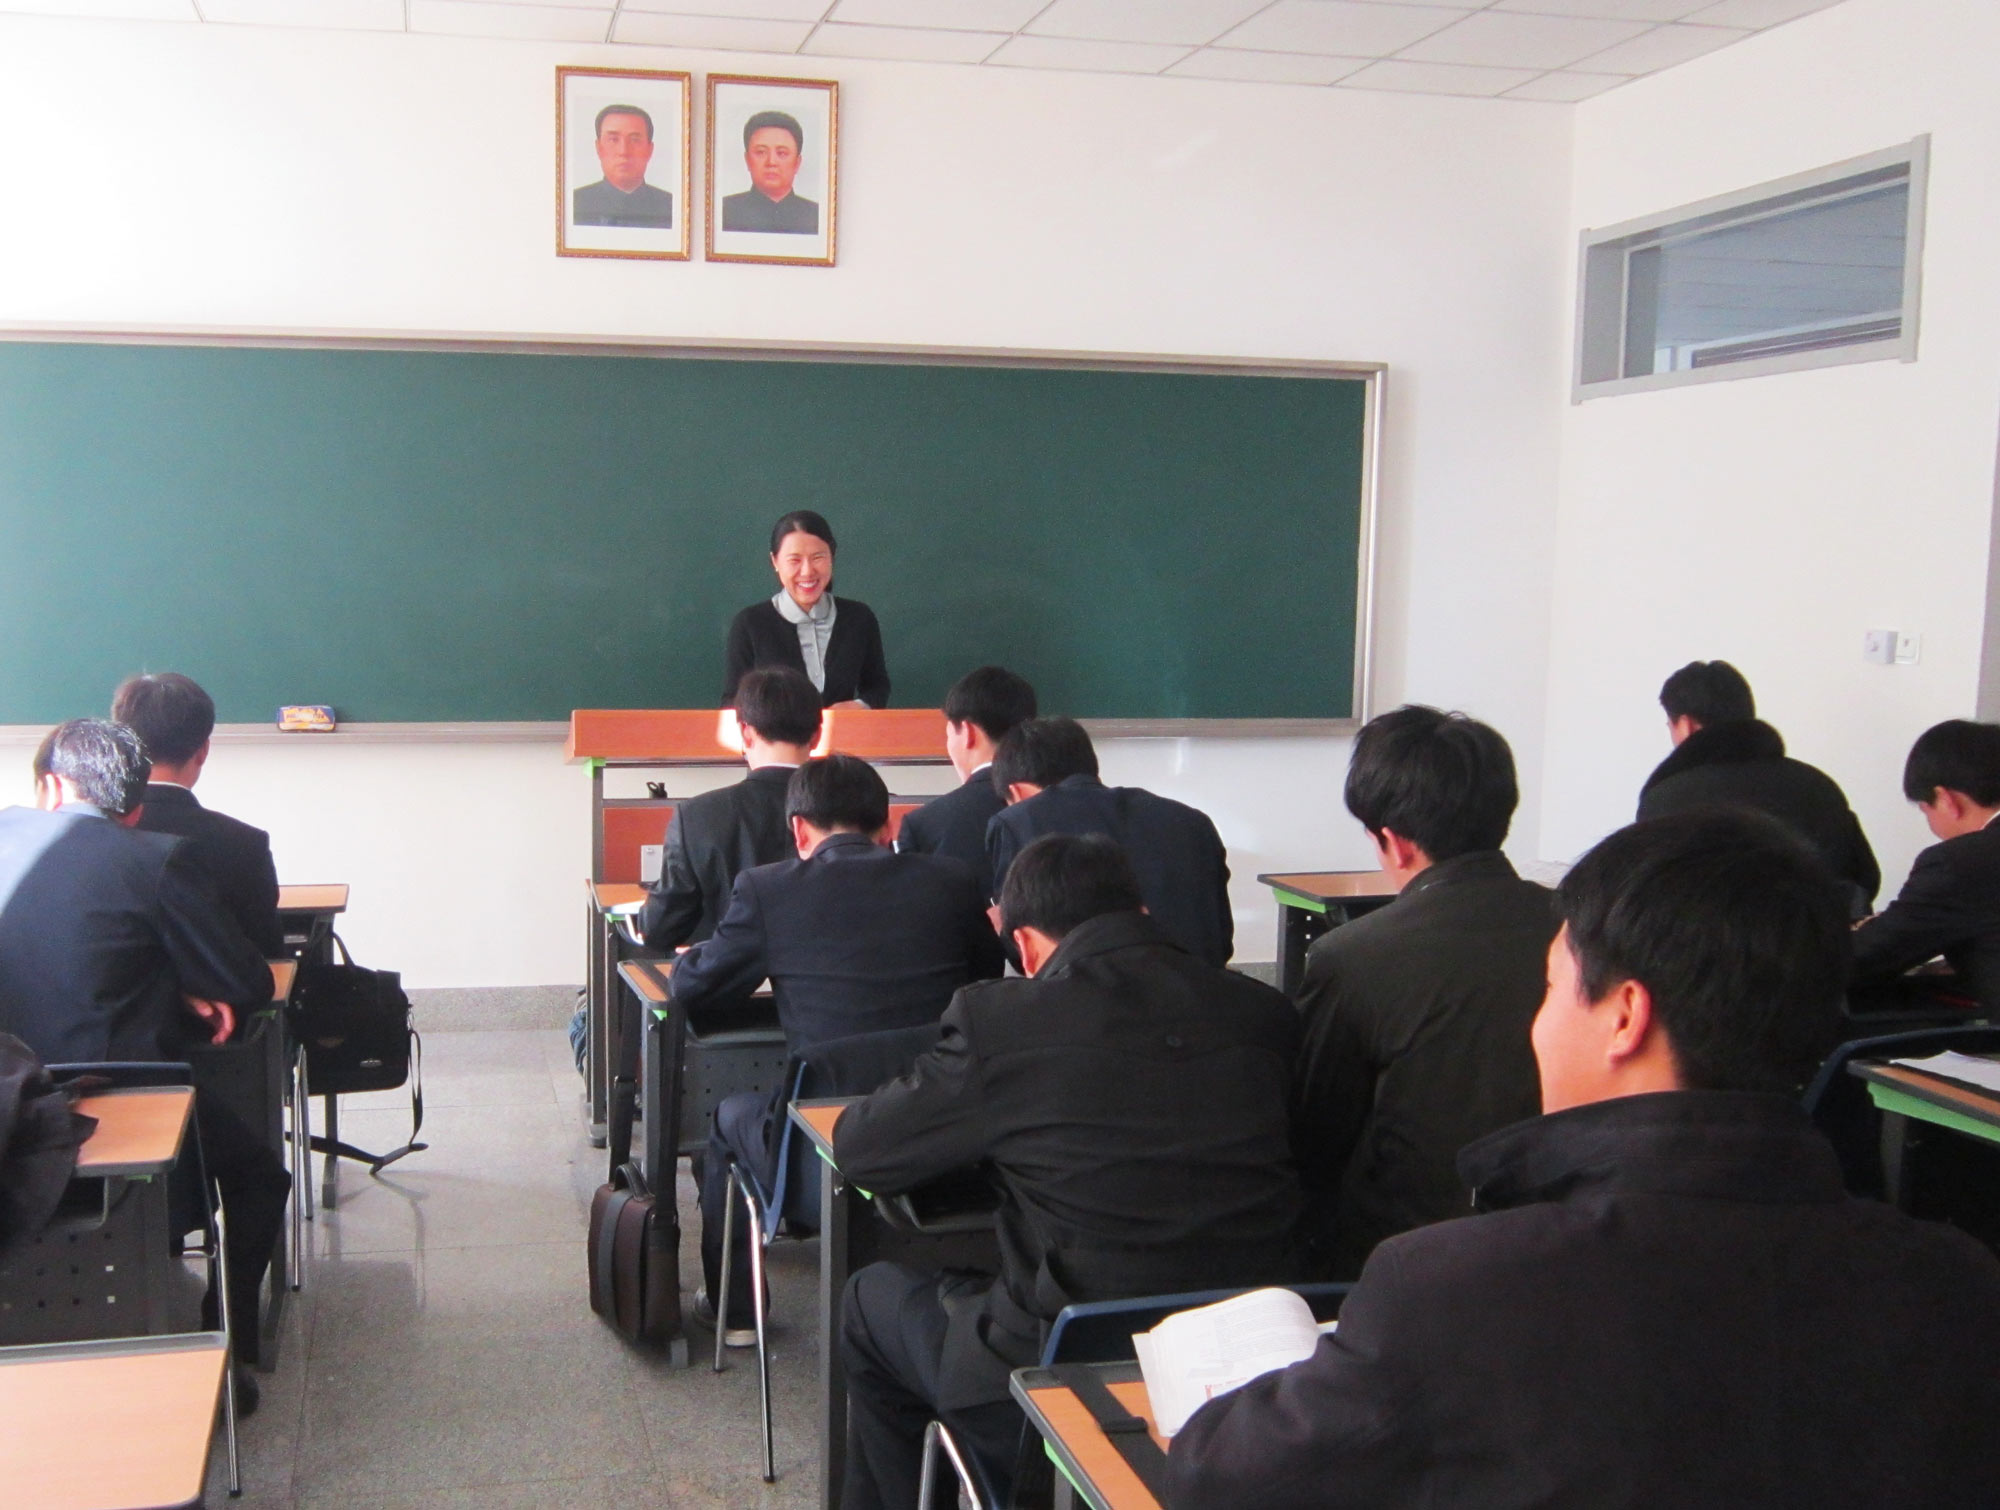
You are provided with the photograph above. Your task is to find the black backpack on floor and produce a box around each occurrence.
[290,933,425,1171]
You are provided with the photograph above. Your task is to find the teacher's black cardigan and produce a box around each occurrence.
[722,596,891,708]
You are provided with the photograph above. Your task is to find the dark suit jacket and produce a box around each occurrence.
[0,805,271,1065]
[1852,823,2000,1010]
[638,764,794,950]
[721,189,818,234]
[668,832,1002,1055]
[835,911,1303,1412]
[894,764,1002,899]
[1165,1092,2000,1510]
[133,783,283,958]
[986,774,1233,965]
[572,178,674,228]
[722,596,889,708]
[1294,851,1555,1279]
[1639,720,1879,909]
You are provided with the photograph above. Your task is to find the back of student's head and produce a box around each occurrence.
[1343,705,1516,860]
[1557,810,1846,1094]
[786,754,888,834]
[34,718,152,816]
[111,672,215,765]
[736,667,823,748]
[943,667,1037,744]
[1658,661,1755,726]
[998,832,1145,941]
[1902,719,2000,806]
[991,717,1098,795]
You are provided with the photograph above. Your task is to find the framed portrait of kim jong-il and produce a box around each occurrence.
[706,74,838,267]
[557,66,691,261]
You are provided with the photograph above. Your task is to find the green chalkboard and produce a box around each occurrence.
[0,341,1369,723]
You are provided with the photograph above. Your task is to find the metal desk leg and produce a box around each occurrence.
[817,1155,851,1510]
[1880,1109,1911,1209]
[1277,901,1313,997]
[321,1095,341,1211]
[586,896,610,1149]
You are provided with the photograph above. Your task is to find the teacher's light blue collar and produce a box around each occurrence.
[772,590,834,626]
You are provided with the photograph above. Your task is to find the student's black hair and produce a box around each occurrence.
[1902,719,2000,806]
[998,832,1144,942]
[1343,705,1516,861]
[735,667,823,749]
[111,671,216,765]
[785,754,889,834]
[594,103,654,141]
[1557,810,1847,1094]
[942,667,1037,745]
[33,718,151,816]
[770,510,835,557]
[990,717,1098,796]
[1658,661,1755,726]
[743,110,803,152]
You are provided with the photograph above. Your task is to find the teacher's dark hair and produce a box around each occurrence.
[735,667,822,749]
[1558,810,1847,1094]
[33,718,152,817]
[943,667,1037,745]
[786,754,888,835]
[991,717,1098,796]
[1902,719,2000,806]
[112,672,216,766]
[770,510,836,556]
[999,833,1144,943]
[1658,660,1754,727]
[743,110,804,152]
[1344,705,1516,862]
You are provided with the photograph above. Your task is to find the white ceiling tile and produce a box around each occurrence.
[801,20,1004,60]
[200,0,403,26]
[1575,20,1747,71]
[1339,57,1543,94]
[1027,0,1269,47]
[1491,0,1708,18]
[1166,45,1369,83]
[459,0,618,10]
[825,0,1042,31]
[0,0,196,18]
[1401,11,1649,69]
[611,10,812,46]
[1680,0,1841,26]
[410,0,611,39]
[1502,68,1627,99]
[1220,1,1472,58]
[621,0,826,18]
[985,34,1193,72]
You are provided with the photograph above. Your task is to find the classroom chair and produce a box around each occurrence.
[1804,1024,2000,1212]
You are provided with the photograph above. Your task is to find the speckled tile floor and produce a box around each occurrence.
[205,1028,819,1508]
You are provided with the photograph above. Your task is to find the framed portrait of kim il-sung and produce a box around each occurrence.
[557,66,691,261]
[706,74,838,268]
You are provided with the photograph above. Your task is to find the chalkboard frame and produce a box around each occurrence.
[0,327,1384,736]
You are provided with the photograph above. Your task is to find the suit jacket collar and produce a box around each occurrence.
[744,765,796,789]
[142,783,201,811]
[805,830,879,862]
[1641,719,1787,795]
[1051,773,1106,795]
[1402,849,1520,901]
[1458,1090,1845,1214]
[1038,910,1178,977]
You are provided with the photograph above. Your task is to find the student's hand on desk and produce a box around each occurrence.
[183,995,236,1044]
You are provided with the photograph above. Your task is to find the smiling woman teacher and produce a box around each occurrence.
[721,510,891,709]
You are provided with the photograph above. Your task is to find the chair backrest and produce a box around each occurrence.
[1042,1282,1351,1367]
[762,1022,944,1220]
[1803,1024,2000,1197]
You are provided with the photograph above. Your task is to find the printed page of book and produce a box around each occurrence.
[1135,1288,1326,1436]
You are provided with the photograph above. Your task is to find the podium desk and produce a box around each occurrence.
[1012,1362,1165,1510]
[0,1331,228,1510]
[1257,871,1398,995]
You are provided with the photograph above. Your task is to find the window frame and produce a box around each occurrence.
[1572,136,1929,403]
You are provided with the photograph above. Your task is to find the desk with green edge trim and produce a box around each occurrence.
[1848,1059,2000,1207]
[1257,872,1398,995]
[1012,1362,1165,1510]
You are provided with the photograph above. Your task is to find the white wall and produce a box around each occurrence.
[1540,0,2000,897]
[0,17,1574,984]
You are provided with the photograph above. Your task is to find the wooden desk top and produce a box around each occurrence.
[74,1086,194,1178]
[270,959,296,1003]
[277,883,348,913]
[0,1332,226,1510]
[790,1099,852,1163]
[618,958,670,1004]
[593,882,649,911]
[1851,1061,2000,1134]
[1015,1363,1165,1510]
[1257,871,1397,901]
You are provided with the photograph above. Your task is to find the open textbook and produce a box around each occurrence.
[1891,1050,2000,1096]
[1134,1288,1338,1437]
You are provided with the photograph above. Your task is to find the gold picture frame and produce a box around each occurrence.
[557,66,692,262]
[705,74,838,268]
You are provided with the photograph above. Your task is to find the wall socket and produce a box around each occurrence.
[1863,630,1922,666]
[1895,632,1922,665]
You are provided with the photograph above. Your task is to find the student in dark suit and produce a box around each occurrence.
[834,834,1304,1509]
[0,720,289,1384]
[1295,706,1556,1280]
[1853,718,2000,1011]
[894,665,1036,897]
[670,755,1003,1341]
[1165,812,2000,1510]
[1638,659,1878,911]
[721,510,889,709]
[638,668,820,950]
[111,671,283,957]
[986,717,1233,963]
